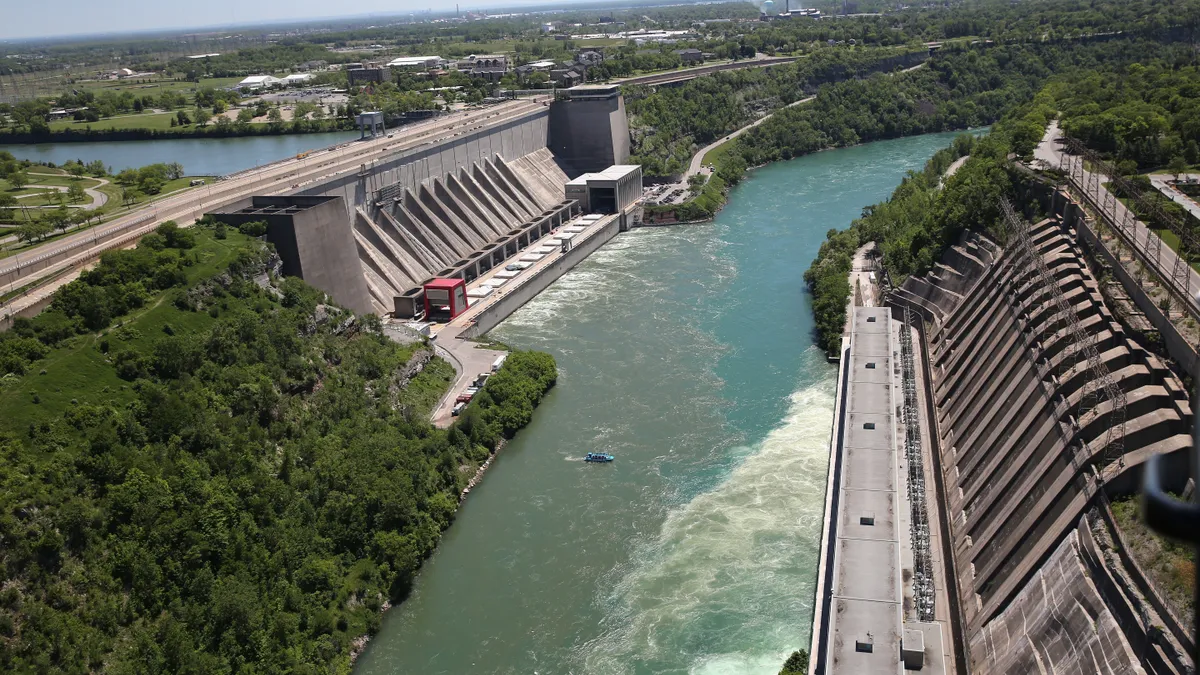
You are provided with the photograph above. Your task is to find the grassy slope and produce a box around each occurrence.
[0,232,247,429]
[50,112,186,132]
[1111,496,1196,630]
[75,76,244,95]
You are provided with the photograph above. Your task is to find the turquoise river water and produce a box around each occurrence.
[353,130,972,675]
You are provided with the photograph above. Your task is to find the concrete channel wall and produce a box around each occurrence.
[459,210,625,339]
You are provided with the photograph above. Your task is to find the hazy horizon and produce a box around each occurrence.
[2,0,591,42]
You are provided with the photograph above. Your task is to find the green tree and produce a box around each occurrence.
[15,219,51,243]
[1167,155,1189,182]
[779,650,809,675]
[67,182,87,204]
[48,205,71,232]
[0,193,16,219]
[236,107,255,123]
[267,107,283,123]
[194,107,212,127]
[8,171,29,190]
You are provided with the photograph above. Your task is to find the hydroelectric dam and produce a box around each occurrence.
[0,85,641,335]
[810,166,1196,674]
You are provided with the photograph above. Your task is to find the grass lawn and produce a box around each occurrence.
[701,138,735,169]
[49,111,187,132]
[0,231,252,431]
[76,76,244,95]
[11,174,103,189]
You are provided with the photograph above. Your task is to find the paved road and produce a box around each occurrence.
[1035,120,1200,313]
[1,98,551,322]
[942,155,969,181]
[1148,173,1200,223]
[28,172,111,209]
[651,95,818,205]
[686,95,816,178]
[613,55,802,87]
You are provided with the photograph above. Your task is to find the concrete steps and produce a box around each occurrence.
[901,217,1193,674]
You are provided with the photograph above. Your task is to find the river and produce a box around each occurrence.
[353,130,973,675]
[0,131,360,176]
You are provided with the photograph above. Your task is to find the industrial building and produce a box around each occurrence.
[565,165,642,214]
[388,56,444,70]
[548,85,631,175]
[237,75,280,90]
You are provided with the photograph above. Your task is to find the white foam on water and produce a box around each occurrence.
[576,370,836,674]
[497,227,732,334]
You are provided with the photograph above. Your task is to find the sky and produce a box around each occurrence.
[1,0,542,41]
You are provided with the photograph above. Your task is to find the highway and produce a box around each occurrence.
[614,55,801,87]
[1034,120,1200,319]
[0,96,551,323]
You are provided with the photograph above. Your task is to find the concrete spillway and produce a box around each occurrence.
[352,149,571,313]
[894,217,1195,674]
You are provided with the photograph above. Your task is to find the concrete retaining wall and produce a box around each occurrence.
[460,213,622,338]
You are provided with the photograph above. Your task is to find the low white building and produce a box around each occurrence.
[237,75,281,90]
[282,73,314,86]
[387,56,443,70]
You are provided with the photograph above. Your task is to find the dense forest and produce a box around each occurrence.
[0,225,556,672]
[797,35,1198,353]
[1056,59,1200,170]
[628,47,925,177]
[793,36,1200,354]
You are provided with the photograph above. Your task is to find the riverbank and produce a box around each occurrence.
[0,120,354,144]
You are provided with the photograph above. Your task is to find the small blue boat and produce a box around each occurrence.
[584,452,615,463]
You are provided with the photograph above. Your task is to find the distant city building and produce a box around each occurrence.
[462,54,508,82]
[575,50,604,66]
[296,60,329,71]
[551,68,584,87]
[347,63,389,87]
[675,48,704,64]
[237,75,281,90]
[525,59,557,72]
